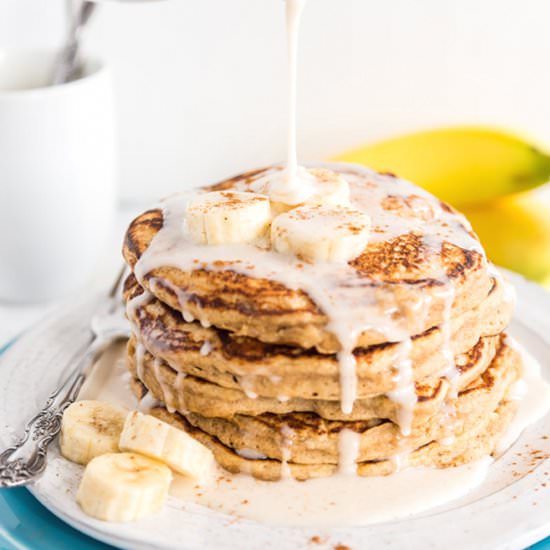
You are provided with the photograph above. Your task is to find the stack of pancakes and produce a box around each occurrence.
[122,165,520,481]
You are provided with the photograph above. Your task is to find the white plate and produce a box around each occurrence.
[1,271,550,550]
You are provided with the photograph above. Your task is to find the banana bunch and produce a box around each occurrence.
[60,400,215,522]
[463,187,550,285]
[334,126,550,286]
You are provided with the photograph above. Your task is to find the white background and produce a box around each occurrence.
[1,0,550,201]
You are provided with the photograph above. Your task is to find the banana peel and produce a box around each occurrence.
[463,188,550,283]
[334,126,550,207]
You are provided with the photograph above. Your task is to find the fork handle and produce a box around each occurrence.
[0,335,112,488]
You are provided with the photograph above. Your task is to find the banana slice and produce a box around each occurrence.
[300,168,351,207]
[256,167,351,212]
[184,191,271,245]
[76,452,172,522]
[271,204,371,262]
[60,400,128,465]
[119,411,215,481]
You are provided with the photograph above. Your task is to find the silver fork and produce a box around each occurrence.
[0,267,130,488]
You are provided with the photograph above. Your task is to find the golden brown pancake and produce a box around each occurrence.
[127,334,500,424]
[146,400,517,481]
[123,165,494,352]
[162,339,521,465]
[124,274,513,400]
[121,164,519,481]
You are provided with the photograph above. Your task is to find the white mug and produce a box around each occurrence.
[0,50,116,303]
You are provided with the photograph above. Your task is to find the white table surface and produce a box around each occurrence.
[0,204,143,349]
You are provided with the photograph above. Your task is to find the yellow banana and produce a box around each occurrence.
[334,127,550,207]
[463,188,550,282]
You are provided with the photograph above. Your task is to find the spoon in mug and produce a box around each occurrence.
[51,1,97,85]
[51,0,166,85]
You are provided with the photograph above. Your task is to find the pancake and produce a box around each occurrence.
[127,334,500,424]
[147,400,518,481]
[124,274,513,400]
[170,340,521,465]
[123,165,495,353]
[121,163,520,482]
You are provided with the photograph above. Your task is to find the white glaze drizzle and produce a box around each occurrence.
[152,355,175,413]
[390,449,410,473]
[125,287,153,336]
[125,286,153,389]
[199,340,213,356]
[434,285,460,441]
[236,448,268,460]
[133,165,485,441]
[284,0,304,189]
[387,338,416,436]
[240,377,258,399]
[150,276,199,325]
[280,424,295,480]
[174,372,188,414]
[137,391,161,412]
[134,341,146,387]
[437,285,458,381]
[337,429,360,475]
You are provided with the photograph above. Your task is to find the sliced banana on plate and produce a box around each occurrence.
[271,204,371,263]
[76,452,172,522]
[119,411,215,481]
[185,190,271,245]
[60,400,128,465]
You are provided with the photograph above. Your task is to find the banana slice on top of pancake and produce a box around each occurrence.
[271,204,371,262]
[184,190,271,245]
[255,167,351,212]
